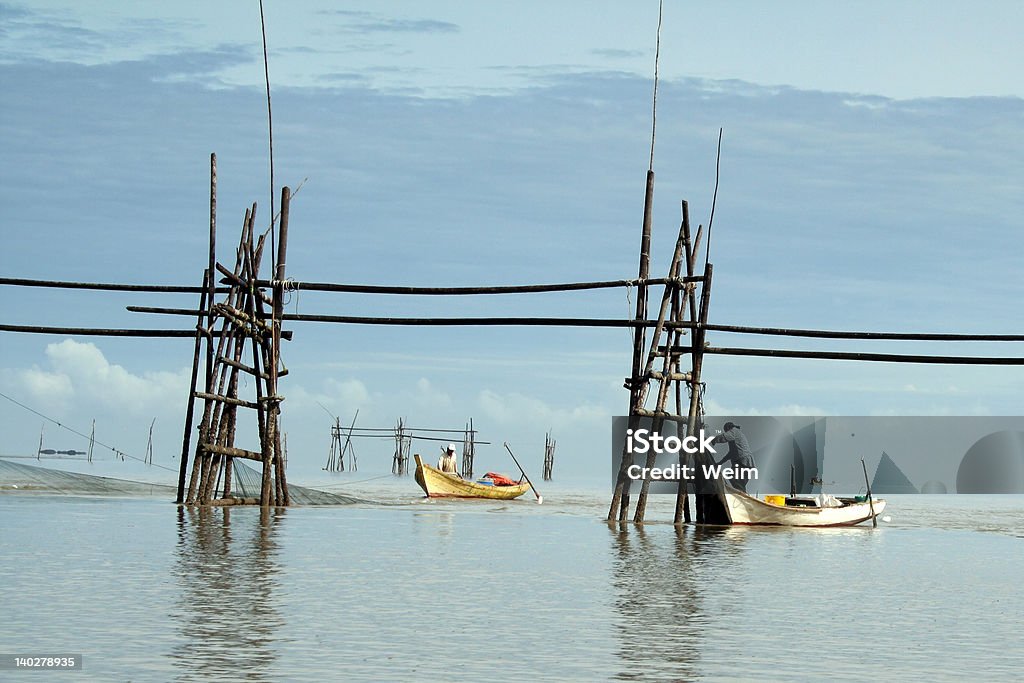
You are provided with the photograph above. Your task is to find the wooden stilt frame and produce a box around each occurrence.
[176,154,292,507]
[607,198,728,525]
[461,418,475,479]
[392,418,411,475]
[543,431,556,481]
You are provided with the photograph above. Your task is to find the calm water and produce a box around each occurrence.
[1,485,1022,681]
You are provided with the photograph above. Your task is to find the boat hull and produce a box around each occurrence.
[724,487,886,527]
[414,455,530,500]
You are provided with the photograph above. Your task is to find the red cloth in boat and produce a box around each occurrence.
[483,472,518,487]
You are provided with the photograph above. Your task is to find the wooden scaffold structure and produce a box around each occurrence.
[175,154,294,507]
[605,186,728,524]
[461,419,476,479]
[392,418,412,475]
[324,410,358,472]
[543,431,556,481]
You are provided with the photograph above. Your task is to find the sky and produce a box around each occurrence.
[1,1,1023,486]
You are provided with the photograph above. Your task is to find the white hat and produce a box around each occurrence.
[446,443,457,452]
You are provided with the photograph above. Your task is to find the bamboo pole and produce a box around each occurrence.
[123,306,1024,343]
[243,276,699,295]
[633,223,688,522]
[176,270,210,503]
[189,208,251,504]
[702,347,1024,365]
[273,191,291,506]
[0,325,269,337]
[675,203,694,523]
[861,458,877,528]
[125,310,686,328]
[0,277,227,293]
[261,186,290,507]
[608,169,656,522]
[678,263,713,525]
[199,153,218,502]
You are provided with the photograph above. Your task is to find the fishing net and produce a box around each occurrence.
[229,460,369,505]
[0,458,175,496]
[1,458,373,506]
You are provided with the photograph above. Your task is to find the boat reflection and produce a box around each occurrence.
[171,506,287,682]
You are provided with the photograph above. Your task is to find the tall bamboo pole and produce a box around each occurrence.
[677,264,713,524]
[262,186,290,506]
[608,170,655,522]
[177,270,209,503]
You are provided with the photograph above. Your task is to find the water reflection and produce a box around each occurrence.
[607,523,756,682]
[412,510,457,544]
[172,506,287,682]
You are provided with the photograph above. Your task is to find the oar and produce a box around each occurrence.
[860,458,877,528]
[504,441,543,504]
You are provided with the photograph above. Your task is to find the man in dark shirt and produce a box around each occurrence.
[713,422,755,492]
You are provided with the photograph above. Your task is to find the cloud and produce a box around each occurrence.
[318,10,459,35]
[7,340,188,417]
[0,4,197,62]
[0,2,30,21]
[477,389,608,429]
[18,366,74,405]
[703,397,825,417]
[591,48,646,59]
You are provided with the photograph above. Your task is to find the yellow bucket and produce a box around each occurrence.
[764,495,786,506]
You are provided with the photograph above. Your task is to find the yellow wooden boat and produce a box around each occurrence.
[413,455,531,499]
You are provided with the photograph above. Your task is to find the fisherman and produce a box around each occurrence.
[438,443,460,476]
[713,422,755,492]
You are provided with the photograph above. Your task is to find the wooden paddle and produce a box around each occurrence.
[861,458,877,528]
[504,441,543,504]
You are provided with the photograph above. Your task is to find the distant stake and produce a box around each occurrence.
[504,442,542,504]
[861,458,877,528]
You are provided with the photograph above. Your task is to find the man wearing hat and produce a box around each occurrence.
[438,443,460,476]
[713,422,756,491]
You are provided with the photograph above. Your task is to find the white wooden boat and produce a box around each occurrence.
[723,485,886,527]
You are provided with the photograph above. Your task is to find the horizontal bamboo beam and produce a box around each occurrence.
[703,346,1024,365]
[125,307,1024,341]
[0,277,229,294]
[213,303,275,333]
[648,370,693,381]
[346,433,493,444]
[702,323,1024,342]
[3,275,705,296]
[201,444,263,460]
[345,427,478,433]
[194,392,260,409]
[131,310,653,327]
[248,276,703,295]
[218,355,287,379]
[207,497,260,506]
[9,277,1024,340]
[215,264,274,306]
[0,324,292,340]
[634,408,684,419]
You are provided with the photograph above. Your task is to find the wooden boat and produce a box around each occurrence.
[413,455,531,500]
[723,485,886,527]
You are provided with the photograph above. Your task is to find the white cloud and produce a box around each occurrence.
[703,397,824,417]
[39,340,187,414]
[477,388,608,429]
[18,366,75,404]
[3,340,188,419]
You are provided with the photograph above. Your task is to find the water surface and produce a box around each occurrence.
[1,489,1022,681]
